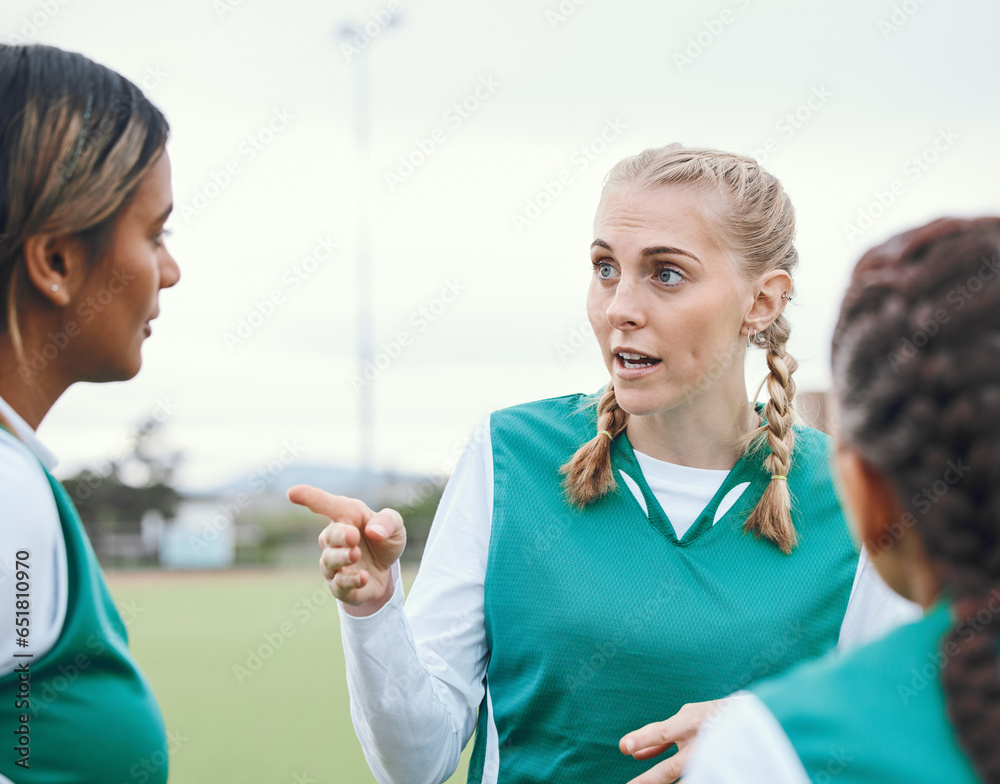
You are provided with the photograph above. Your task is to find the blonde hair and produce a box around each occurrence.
[560,144,800,553]
[0,44,169,360]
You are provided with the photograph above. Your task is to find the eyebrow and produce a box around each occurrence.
[590,239,700,264]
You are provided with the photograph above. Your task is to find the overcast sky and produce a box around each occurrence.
[7,0,999,490]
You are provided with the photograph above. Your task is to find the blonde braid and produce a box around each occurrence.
[744,313,798,553]
[560,383,629,507]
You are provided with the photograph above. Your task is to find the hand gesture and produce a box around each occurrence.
[287,484,406,615]
[620,698,733,784]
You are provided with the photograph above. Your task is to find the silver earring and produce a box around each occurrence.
[50,284,59,292]
[781,292,793,302]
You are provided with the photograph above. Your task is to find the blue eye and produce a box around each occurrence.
[593,261,616,279]
[658,268,682,285]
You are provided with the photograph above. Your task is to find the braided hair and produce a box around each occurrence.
[831,216,1000,783]
[560,144,800,553]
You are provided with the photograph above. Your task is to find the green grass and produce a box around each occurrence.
[107,567,472,784]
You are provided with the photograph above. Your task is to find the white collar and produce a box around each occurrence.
[0,395,58,471]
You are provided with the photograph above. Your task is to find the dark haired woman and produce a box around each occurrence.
[0,44,179,782]
[292,146,919,783]
[685,216,1000,784]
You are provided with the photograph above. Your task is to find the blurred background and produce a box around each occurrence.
[4,0,998,781]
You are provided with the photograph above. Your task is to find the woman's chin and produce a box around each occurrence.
[612,386,663,418]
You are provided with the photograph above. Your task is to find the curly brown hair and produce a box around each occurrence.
[832,216,1000,783]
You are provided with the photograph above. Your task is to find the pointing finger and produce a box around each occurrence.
[289,485,371,526]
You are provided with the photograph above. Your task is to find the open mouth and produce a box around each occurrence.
[616,351,662,369]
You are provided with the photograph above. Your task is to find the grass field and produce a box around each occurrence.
[107,567,472,784]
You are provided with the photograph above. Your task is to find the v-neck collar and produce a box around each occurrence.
[610,414,770,546]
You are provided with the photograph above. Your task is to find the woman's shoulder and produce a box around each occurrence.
[488,390,601,453]
[0,427,54,498]
[0,428,61,546]
[787,422,837,484]
[490,390,600,428]
[790,420,832,451]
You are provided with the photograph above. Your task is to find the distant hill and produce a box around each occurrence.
[180,462,437,508]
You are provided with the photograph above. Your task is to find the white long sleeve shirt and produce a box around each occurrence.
[338,416,922,784]
[683,692,813,783]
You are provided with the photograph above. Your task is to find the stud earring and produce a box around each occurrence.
[50,284,59,292]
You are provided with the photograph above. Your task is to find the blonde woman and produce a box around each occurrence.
[291,145,916,784]
[0,44,179,782]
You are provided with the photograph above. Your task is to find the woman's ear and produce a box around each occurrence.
[745,269,793,333]
[22,234,89,306]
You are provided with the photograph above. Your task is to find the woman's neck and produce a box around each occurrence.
[0,337,68,430]
[625,382,760,469]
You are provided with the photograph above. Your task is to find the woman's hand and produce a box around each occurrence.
[287,484,406,616]
[620,698,732,784]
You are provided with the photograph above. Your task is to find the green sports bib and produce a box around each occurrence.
[467,391,858,783]
[757,601,983,783]
[0,433,168,783]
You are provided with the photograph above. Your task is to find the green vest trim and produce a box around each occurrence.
[610,411,765,545]
[0,428,168,783]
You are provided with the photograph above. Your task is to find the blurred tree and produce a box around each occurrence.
[390,483,445,563]
[61,414,183,544]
